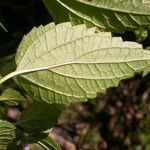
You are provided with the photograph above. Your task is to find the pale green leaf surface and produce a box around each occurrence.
[0,88,25,106]
[1,22,150,103]
[16,102,62,133]
[57,0,150,32]
[0,120,16,150]
[38,137,61,150]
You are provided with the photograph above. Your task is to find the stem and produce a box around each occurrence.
[0,67,47,85]
[0,71,18,84]
[0,66,52,85]
[0,61,81,84]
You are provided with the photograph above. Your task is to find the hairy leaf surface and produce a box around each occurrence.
[0,120,16,150]
[1,22,150,103]
[56,0,150,32]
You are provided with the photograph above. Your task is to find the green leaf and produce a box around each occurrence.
[0,88,25,106]
[0,120,16,150]
[42,0,95,28]
[16,101,62,133]
[1,22,150,103]
[56,0,150,32]
[38,137,61,150]
[42,0,69,23]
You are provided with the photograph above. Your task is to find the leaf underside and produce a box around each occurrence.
[0,120,16,150]
[44,0,150,33]
[7,22,150,104]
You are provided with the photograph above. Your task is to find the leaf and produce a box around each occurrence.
[42,0,94,28]
[0,120,16,150]
[16,101,62,133]
[57,0,150,32]
[38,137,61,150]
[0,88,25,106]
[1,22,150,103]
[42,0,69,23]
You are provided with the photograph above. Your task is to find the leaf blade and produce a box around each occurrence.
[57,0,150,32]
[1,22,150,103]
[0,88,25,106]
[16,101,62,133]
[42,0,69,23]
[0,120,16,150]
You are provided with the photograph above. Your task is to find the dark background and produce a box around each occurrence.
[0,0,52,57]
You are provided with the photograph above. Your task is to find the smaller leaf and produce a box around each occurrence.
[38,137,61,150]
[0,120,16,150]
[16,102,62,133]
[0,88,25,106]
